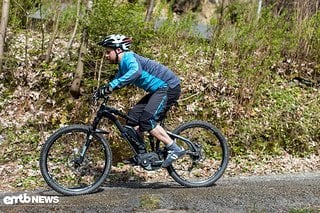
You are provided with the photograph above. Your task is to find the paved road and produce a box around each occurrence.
[1,172,319,212]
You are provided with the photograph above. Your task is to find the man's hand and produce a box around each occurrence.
[95,84,113,98]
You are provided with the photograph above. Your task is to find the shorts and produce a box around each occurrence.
[127,85,181,132]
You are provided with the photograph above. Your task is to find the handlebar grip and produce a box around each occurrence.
[92,91,109,105]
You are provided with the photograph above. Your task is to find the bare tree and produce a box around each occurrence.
[172,0,201,14]
[45,1,62,63]
[65,0,82,60]
[145,0,155,22]
[264,0,320,18]
[70,0,93,99]
[209,0,226,70]
[0,0,10,73]
[257,0,263,18]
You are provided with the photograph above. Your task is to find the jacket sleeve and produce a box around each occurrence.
[109,55,142,90]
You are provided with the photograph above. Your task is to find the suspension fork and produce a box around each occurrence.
[76,112,103,165]
[74,128,94,165]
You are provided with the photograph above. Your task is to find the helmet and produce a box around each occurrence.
[98,34,132,51]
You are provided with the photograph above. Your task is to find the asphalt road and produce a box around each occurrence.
[1,172,319,212]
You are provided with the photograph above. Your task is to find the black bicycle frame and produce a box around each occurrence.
[78,100,137,163]
[77,97,199,163]
[91,102,137,135]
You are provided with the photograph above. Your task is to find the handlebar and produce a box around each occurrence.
[92,91,109,105]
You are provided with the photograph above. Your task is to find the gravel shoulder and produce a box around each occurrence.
[1,171,320,212]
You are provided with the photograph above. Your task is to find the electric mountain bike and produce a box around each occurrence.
[39,93,229,195]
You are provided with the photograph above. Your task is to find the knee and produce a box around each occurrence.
[127,109,139,126]
[139,112,157,132]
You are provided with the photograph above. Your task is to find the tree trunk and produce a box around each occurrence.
[24,15,29,68]
[145,0,155,22]
[40,3,45,55]
[172,0,201,13]
[0,0,10,73]
[45,1,61,64]
[70,0,93,99]
[65,0,82,60]
[257,0,263,18]
[209,0,226,70]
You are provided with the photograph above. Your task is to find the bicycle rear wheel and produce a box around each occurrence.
[39,125,112,195]
[167,121,228,187]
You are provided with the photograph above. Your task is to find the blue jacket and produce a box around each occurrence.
[109,52,180,93]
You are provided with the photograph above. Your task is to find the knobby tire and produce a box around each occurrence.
[39,125,112,195]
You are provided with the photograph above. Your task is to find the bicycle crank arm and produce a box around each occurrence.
[94,129,109,134]
[186,150,200,157]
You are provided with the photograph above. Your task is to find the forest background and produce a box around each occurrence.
[0,0,319,191]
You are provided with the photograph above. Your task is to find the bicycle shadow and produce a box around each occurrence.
[38,183,182,198]
[38,166,187,197]
[101,180,183,189]
[38,180,184,197]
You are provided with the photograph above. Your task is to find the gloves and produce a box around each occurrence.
[95,84,113,98]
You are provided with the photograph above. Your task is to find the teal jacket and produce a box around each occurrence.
[109,52,180,93]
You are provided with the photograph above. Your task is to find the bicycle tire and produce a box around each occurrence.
[167,120,229,187]
[39,125,112,195]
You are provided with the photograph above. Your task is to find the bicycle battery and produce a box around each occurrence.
[124,125,146,154]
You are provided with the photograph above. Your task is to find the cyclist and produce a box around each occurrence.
[96,34,185,167]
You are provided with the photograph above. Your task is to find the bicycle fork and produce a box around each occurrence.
[73,130,94,167]
[75,112,107,166]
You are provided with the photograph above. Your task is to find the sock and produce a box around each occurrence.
[166,142,181,152]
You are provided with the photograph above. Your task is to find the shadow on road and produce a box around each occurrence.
[38,180,185,197]
[103,180,185,189]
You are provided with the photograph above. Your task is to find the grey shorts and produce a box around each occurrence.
[127,85,181,132]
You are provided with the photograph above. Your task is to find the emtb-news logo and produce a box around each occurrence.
[3,193,59,205]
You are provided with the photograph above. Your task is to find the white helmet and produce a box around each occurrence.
[98,34,132,51]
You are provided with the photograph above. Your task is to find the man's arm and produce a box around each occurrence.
[109,56,142,90]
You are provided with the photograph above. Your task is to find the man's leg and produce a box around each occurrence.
[139,87,185,167]
[127,94,151,127]
[149,124,185,167]
[149,124,171,145]
[145,118,185,168]
[123,95,150,164]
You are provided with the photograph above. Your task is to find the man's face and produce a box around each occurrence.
[105,47,121,64]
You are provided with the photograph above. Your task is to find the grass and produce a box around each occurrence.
[289,208,320,213]
[1,0,319,193]
[139,194,161,210]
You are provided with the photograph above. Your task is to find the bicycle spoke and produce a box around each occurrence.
[168,121,228,187]
[40,125,112,195]
[47,131,104,189]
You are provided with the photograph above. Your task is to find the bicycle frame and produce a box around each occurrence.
[91,98,137,136]
[40,94,229,194]
[77,96,199,165]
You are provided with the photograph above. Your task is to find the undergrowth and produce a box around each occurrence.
[0,0,319,190]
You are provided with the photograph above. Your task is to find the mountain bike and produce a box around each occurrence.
[39,93,229,195]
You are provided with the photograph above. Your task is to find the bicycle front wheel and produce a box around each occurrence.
[39,125,112,195]
[167,121,229,187]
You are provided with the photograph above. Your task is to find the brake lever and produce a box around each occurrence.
[92,91,100,106]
